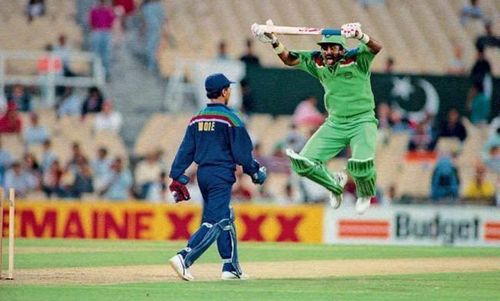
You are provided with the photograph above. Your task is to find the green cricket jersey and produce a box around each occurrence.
[291,43,376,118]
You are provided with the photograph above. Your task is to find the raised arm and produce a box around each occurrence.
[270,36,300,66]
[251,20,299,66]
[341,22,383,54]
[366,37,383,54]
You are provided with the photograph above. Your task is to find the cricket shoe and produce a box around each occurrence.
[221,271,249,280]
[355,197,372,215]
[329,171,348,209]
[169,254,194,281]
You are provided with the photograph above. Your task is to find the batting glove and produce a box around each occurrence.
[169,177,191,203]
[251,166,267,185]
[341,23,362,39]
[251,19,278,44]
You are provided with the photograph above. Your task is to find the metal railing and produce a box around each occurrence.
[0,50,105,107]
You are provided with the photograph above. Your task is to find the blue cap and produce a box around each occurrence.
[205,73,235,94]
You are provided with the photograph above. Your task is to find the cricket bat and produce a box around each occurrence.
[253,24,341,36]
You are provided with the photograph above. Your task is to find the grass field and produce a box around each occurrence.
[1,239,499,301]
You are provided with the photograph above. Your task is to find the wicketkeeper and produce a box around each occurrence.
[168,73,267,281]
[252,20,383,214]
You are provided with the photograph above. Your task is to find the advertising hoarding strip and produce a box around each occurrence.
[484,222,500,240]
[339,225,389,233]
[338,231,389,238]
[326,207,500,246]
[338,219,390,239]
[485,228,500,235]
[339,220,389,227]
[12,202,324,243]
[485,222,500,229]
[485,234,500,240]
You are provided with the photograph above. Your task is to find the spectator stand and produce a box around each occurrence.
[0,50,105,108]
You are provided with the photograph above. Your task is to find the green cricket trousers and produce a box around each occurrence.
[289,111,378,197]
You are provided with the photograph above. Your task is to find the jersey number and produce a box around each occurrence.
[198,121,215,132]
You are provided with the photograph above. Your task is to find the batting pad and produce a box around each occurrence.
[218,224,242,275]
[184,219,232,268]
[286,149,343,195]
[347,158,376,197]
[217,208,242,275]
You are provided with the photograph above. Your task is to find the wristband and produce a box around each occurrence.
[273,42,285,54]
[359,33,370,44]
[176,174,190,185]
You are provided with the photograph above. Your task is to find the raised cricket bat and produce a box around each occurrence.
[253,24,341,36]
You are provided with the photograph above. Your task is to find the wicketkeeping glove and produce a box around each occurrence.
[251,166,267,185]
[169,179,191,203]
[341,22,362,39]
[251,19,278,44]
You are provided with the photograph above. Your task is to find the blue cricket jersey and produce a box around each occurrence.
[169,103,259,182]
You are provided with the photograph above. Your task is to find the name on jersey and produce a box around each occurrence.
[198,121,215,131]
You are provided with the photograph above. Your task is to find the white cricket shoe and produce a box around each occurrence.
[355,197,372,214]
[169,254,194,281]
[221,271,249,280]
[329,171,348,209]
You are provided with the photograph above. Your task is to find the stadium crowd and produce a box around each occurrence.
[0,0,498,206]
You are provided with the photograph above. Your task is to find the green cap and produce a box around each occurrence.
[317,35,347,49]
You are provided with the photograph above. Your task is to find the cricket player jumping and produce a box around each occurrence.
[252,20,383,214]
[168,73,267,281]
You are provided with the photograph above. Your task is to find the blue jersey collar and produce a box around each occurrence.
[207,103,228,108]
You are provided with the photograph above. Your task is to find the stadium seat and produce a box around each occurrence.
[436,137,462,154]
[94,131,128,162]
[57,116,93,145]
[259,116,291,155]
[1,134,24,161]
[160,0,499,76]
[47,136,73,165]
[398,162,434,197]
[134,113,169,157]
[264,172,291,201]
[376,133,409,191]
[247,114,273,141]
